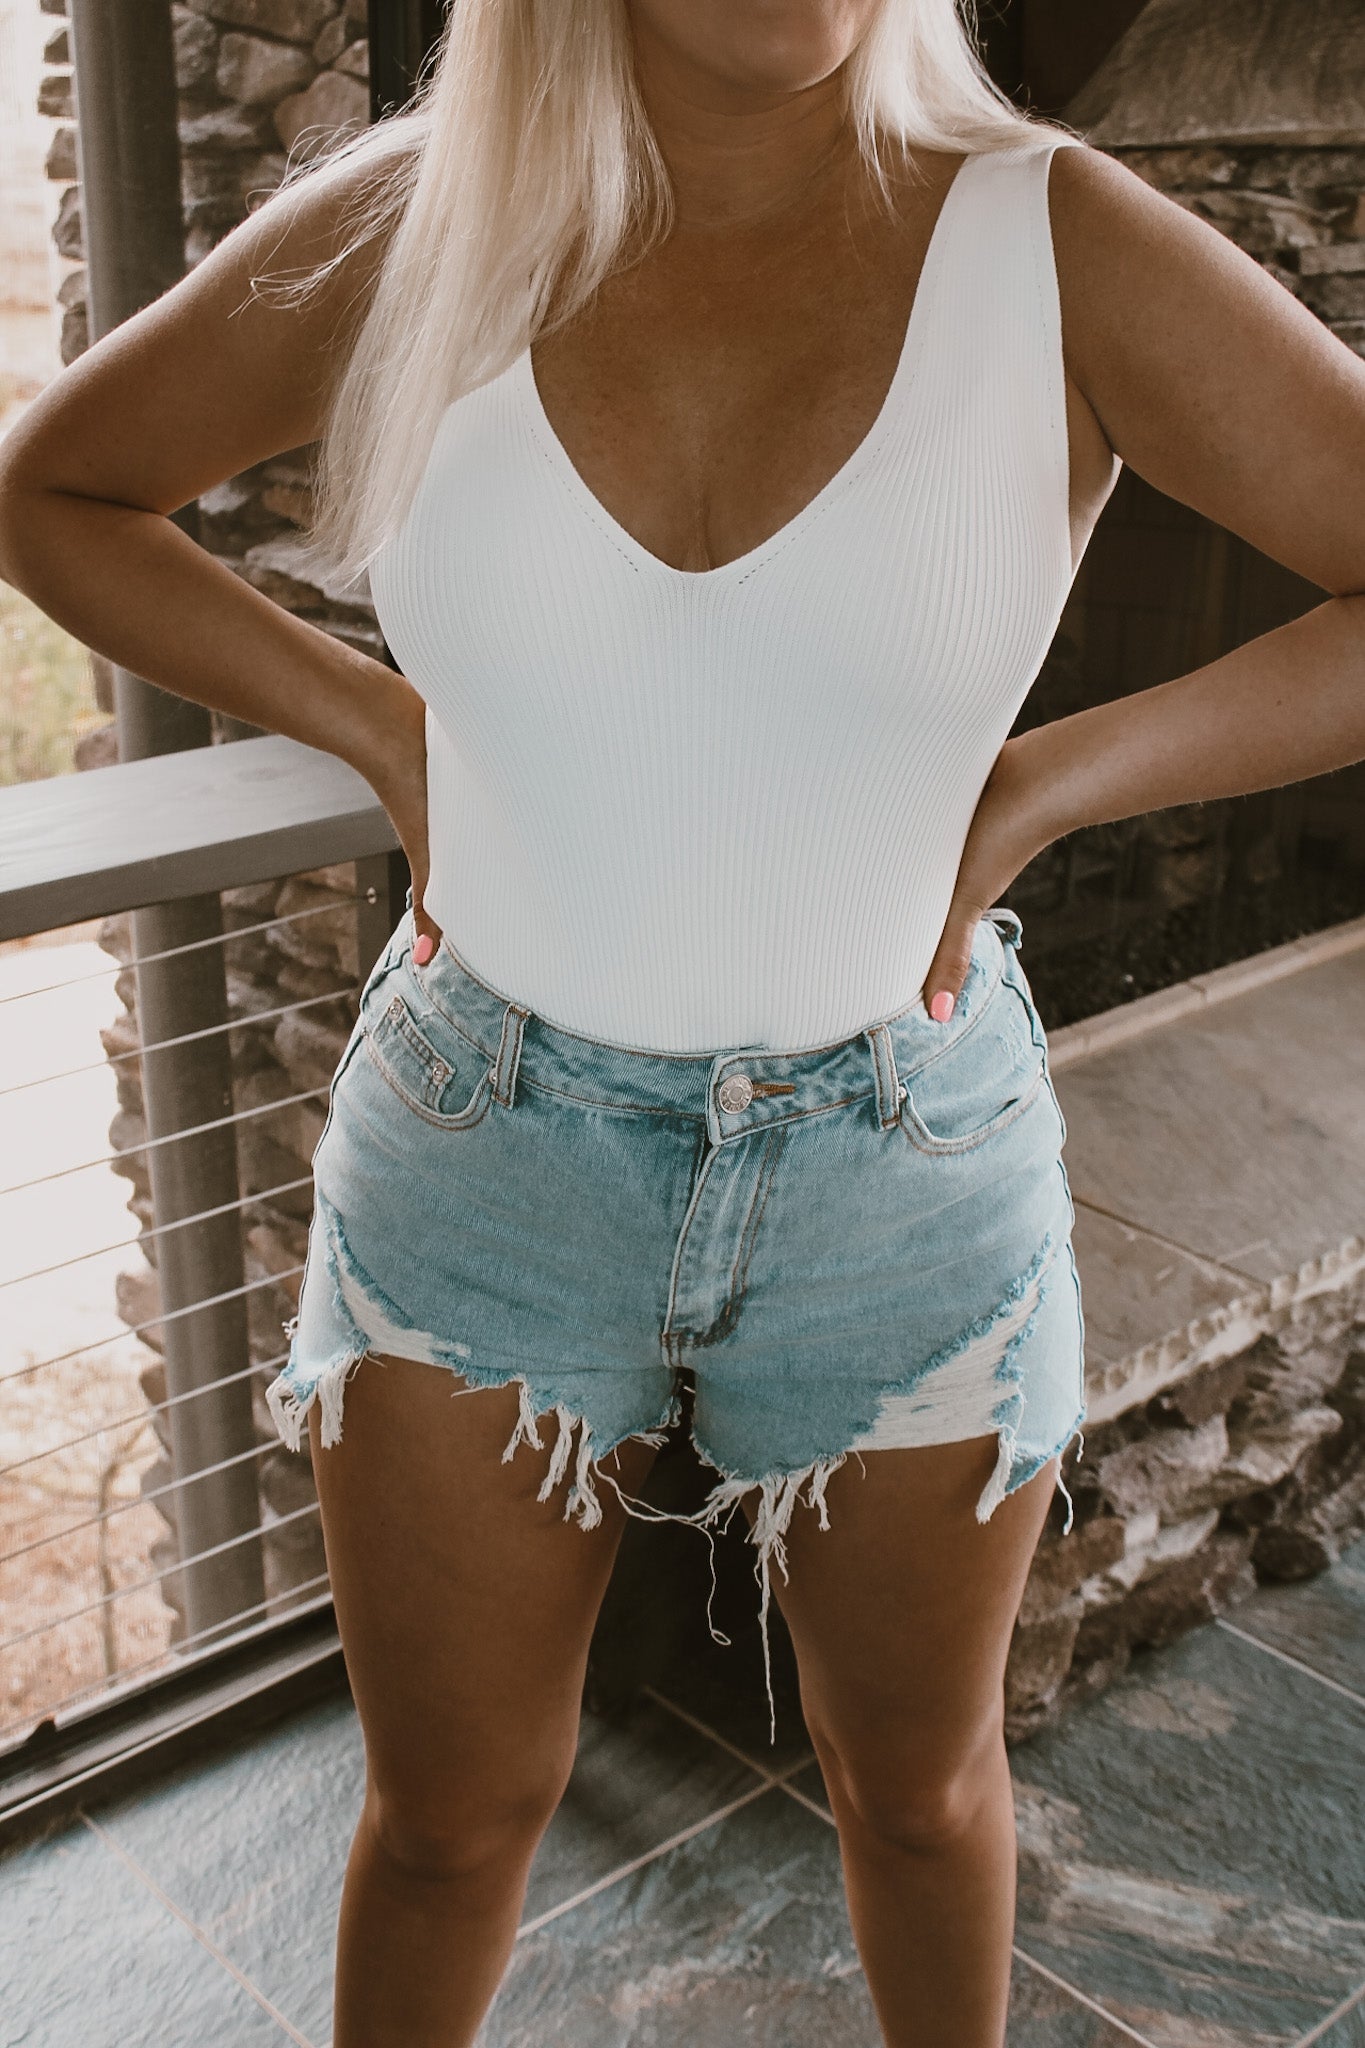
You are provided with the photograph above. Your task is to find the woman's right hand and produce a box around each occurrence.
[360,675,445,964]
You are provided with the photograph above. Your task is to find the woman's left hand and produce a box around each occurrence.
[919,734,1056,1022]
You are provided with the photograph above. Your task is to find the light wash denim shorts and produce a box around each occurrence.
[267,898,1087,1741]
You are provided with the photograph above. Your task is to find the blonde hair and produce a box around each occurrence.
[262,0,1069,594]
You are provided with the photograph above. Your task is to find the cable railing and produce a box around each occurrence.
[39,1578,336,1732]
[0,983,359,1098]
[4,1176,315,1290]
[3,1265,309,1386]
[4,1502,328,1661]
[0,893,369,1006]
[6,1086,338,1196]
[6,1434,283,1569]
[0,731,404,1775]
[2,1355,283,1479]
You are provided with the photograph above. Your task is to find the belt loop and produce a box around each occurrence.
[865,1021,903,1131]
[492,1002,530,1107]
[985,905,1023,949]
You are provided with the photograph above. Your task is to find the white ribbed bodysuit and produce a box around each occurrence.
[368,132,1085,1053]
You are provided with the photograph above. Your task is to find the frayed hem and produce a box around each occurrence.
[266,1339,373,1454]
[599,1231,1081,1750]
[995,1414,1088,1535]
[268,1330,682,1536]
[266,1192,682,1508]
[719,1454,847,1752]
[269,1192,1090,1754]
[965,1239,1087,1535]
[266,1188,378,1453]
[490,1376,677,1533]
[972,1245,1059,1526]
[596,1446,854,1752]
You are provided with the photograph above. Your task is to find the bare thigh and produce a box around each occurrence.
[744,1435,1057,1800]
[308,1350,664,1832]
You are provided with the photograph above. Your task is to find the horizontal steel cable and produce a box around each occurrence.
[3,1580,334,1735]
[0,1351,289,1478]
[0,894,365,1004]
[0,986,356,1099]
[3,1435,283,1566]
[4,1085,331,1197]
[1,1497,322,1655]
[0,1174,314,1291]
[4,1265,303,1388]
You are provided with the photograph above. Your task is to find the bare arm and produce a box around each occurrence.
[0,150,418,784]
[923,141,1365,1011]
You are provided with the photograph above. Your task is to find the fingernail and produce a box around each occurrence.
[929,989,955,1022]
[412,932,434,966]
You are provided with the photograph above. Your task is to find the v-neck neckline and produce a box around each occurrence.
[516,148,982,586]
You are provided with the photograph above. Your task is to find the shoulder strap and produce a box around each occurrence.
[1020,133,1080,552]
[902,131,1078,568]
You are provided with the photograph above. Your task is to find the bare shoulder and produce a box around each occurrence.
[0,133,413,517]
[1044,138,1365,596]
[229,139,406,352]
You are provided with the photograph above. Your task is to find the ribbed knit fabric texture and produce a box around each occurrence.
[368,134,1084,1053]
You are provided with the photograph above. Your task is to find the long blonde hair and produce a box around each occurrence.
[260,0,1068,594]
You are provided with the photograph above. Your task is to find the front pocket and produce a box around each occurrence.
[898,979,1047,1155]
[362,986,494,1130]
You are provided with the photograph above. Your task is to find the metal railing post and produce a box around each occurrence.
[354,850,410,980]
[68,0,264,1642]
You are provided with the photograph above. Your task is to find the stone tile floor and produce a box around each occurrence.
[3,1532,1362,2048]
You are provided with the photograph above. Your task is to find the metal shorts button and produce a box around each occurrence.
[717,1073,754,1114]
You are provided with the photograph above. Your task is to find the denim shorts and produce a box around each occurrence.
[267,899,1087,1742]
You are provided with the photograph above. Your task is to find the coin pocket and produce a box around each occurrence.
[362,985,494,1130]
[898,979,1046,1155]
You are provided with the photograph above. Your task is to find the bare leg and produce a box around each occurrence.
[742,1435,1057,2048]
[307,1350,663,2048]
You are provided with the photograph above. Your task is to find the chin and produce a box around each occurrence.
[632,0,874,98]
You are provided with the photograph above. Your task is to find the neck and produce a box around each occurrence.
[628,19,857,233]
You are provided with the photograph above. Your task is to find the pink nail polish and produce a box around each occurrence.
[929,989,955,1022]
[413,933,434,966]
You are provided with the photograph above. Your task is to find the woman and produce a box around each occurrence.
[3,1,1363,2042]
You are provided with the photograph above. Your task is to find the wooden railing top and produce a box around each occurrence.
[0,734,399,941]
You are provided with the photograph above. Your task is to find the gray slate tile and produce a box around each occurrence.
[479,1781,875,2045]
[0,1816,293,2048]
[1006,1954,1169,2046]
[480,1772,1143,2046]
[89,1687,760,2046]
[1224,1533,1365,1702]
[87,1694,363,2045]
[779,1763,1147,2042]
[782,1758,831,1815]
[1315,1991,1365,2046]
[522,1688,764,1918]
[1010,1622,1365,2045]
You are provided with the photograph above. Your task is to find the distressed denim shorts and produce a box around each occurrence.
[266,899,1087,1742]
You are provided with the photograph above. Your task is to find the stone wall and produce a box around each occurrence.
[1006,1271,1365,1740]
[38,0,1365,1713]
